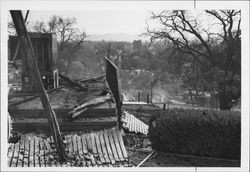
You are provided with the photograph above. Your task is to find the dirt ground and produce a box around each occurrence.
[127,150,240,167]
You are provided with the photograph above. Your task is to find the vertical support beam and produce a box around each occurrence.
[138,92,140,102]
[105,57,122,129]
[163,103,166,111]
[147,94,149,104]
[12,10,29,64]
[10,10,67,161]
[150,82,153,103]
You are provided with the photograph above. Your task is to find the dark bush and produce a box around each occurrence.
[148,109,241,160]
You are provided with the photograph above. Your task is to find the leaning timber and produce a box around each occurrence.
[10,10,67,161]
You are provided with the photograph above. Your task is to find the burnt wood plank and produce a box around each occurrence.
[81,135,92,167]
[64,135,70,154]
[140,120,143,134]
[116,129,128,159]
[111,128,125,162]
[107,128,120,162]
[130,115,133,132]
[99,130,111,164]
[67,135,73,156]
[129,114,132,131]
[76,135,83,156]
[34,137,39,167]
[105,57,122,129]
[59,74,88,91]
[142,122,145,134]
[76,135,86,166]
[17,136,24,167]
[11,117,117,133]
[90,132,102,166]
[72,135,78,153]
[46,137,56,167]
[51,134,61,168]
[7,144,14,167]
[39,140,45,167]
[9,108,116,118]
[29,137,35,167]
[64,135,72,166]
[42,139,51,167]
[11,142,19,167]
[138,118,141,133]
[81,134,88,154]
[85,133,93,154]
[90,133,98,155]
[131,115,134,132]
[23,135,29,167]
[137,118,140,133]
[103,129,116,164]
[68,94,114,119]
[134,117,137,133]
[133,115,136,133]
[8,86,64,108]
[94,131,105,164]
[135,118,140,133]
[85,133,96,166]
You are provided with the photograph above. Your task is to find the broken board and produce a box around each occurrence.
[8,76,117,133]
[8,127,131,167]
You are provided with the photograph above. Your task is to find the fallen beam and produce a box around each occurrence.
[79,74,106,83]
[8,86,64,108]
[59,74,88,91]
[68,93,113,119]
[136,151,156,167]
[10,10,67,161]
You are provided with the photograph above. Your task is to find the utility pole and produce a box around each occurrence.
[10,10,68,161]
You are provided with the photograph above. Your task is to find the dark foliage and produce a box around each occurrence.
[148,109,241,160]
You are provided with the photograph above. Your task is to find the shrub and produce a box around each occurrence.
[148,109,241,160]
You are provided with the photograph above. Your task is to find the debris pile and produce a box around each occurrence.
[122,111,148,135]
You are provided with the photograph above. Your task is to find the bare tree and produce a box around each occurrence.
[146,10,241,110]
[28,15,87,74]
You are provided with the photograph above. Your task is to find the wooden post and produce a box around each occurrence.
[105,57,122,129]
[12,10,29,64]
[163,103,166,111]
[138,92,141,102]
[150,82,153,103]
[147,94,149,104]
[10,10,67,161]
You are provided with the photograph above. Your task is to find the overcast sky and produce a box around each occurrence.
[15,10,155,35]
[8,9,240,42]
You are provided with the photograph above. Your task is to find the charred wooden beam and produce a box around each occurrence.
[8,86,64,107]
[105,57,122,129]
[59,74,88,91]
[10,10,67,161]
[12,10,29,69]
[11,117,117,133]
[9,108,116,118]
[68,93,113,119]
[79,74,106,83]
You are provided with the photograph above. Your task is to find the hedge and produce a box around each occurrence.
[148,109,241,160]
